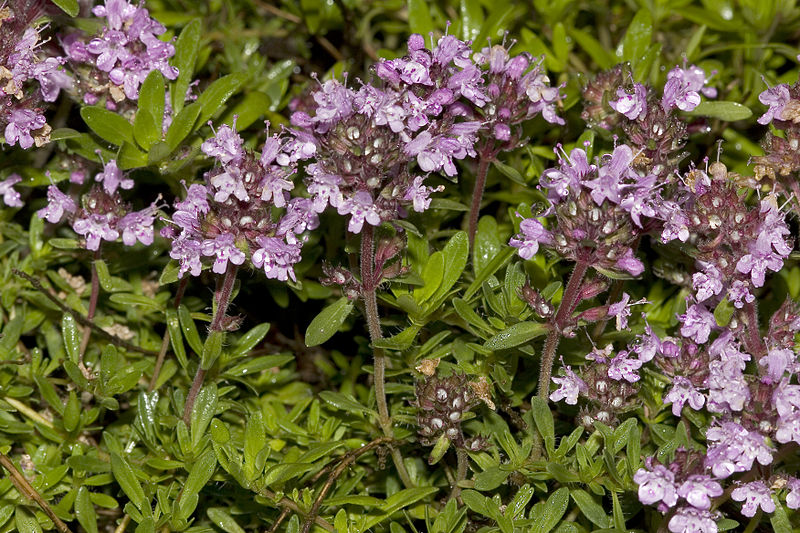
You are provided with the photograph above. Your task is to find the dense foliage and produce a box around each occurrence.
[2,1,800,532]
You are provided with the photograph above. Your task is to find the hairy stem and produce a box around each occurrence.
[148,277,188,392]
[0,453,73,533]
[744,300,765,358]
[538,261,589,399]
[360,225,414,488]
[182,264,238,425]
[77,250,102,377]
[468,152,493,249]
[449,448,469,502]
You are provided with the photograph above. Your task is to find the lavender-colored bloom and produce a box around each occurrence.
[706,359,750,413]
[251,236,302,282]
[633,464,678,507]
[773,381,800,419]
[210,168,249,203]
[202,123,244,165]
[403,176,443,213]
[522,69,564,125]
[692,263,723,302]
[584,145,634,206]
[539,147,594,203]
[87,30,131,72]
[677,476,723,510]
[607,350,643,382]
[117,205,157,246]
[277,197,320,243]
[260,171,294,208]
[37,185,77,223]
[95,159,133,194]
[73,213,120,251]
[306,164,343,212]
[662,65,713,112]
[608,292,631,330]
[201,233,246,274]
[759,348,795,384]
[705,422,773,478]
[708,330,750,367]
[731,481,775,517]
[0,175,23,208]
[776,411,800,444]
[337,190,381,234]
[169,236,203,277]
[757,83,791,125]
[615,247,645,277]
[679,303,715,344]
[667,507,718,533]
[610,83,648,120]
[665,376,705,416]
[5,108,47,149]
[660,201,690,243]
[509,214,551,260]
[786,478,800,509]
[549,364,587,405]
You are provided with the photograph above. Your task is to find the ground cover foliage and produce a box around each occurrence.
[2,0,800,532]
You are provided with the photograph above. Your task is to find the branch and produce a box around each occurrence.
[0,453,73,533]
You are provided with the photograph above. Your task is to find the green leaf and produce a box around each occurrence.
[304,296,354,347]
[713,297,735,327]
[111,453,146,510]
[165,101,201,150]
[166,308,188,370]
[769,497,792,533]
[51,0,79,16]
[183,448,217,500]
[178,304,203,354]
[461,490,488,515]
[530,397,555,451]
[172,19,202,113]
[459,0,482,42]
[109,293,162,310]
[570,490,610,529]
[465,248,516,299]
[50,128,81,141]
[63,391,81,432]
[80,106,134,146]
[75,486,99,533]
[428,434,450,465]
[62,313,80,364]
[569,27,614,69]
[473,467,510,491]
[14,507,42,533]
[380,487,439,515]
[207,508,246,533]
[620,9,653,67]
[138,70,166,129]
[484,321,547,350]
[190,384,218,450]
[230,322,271,357]
[408,0,435,36]
[196,73,248,125]
[117,142,148,170]
[263,463,313,487]
[200,330,224,370]
[134,109,159,150]
[688,101,753,121]
[532,487,569,533]
[431,231,468,306]
[319,391,375,415]
[414,251,445,304]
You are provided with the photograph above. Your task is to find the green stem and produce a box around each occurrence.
[149,277,188,392]
[538,261,589,399]
[182,264,237,425]
[360,225,414,489]
[78,249,102,377]
[468,151,493,249]
[449,448,468,502]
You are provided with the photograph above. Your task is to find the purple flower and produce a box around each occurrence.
[201,233,246,274]
[775,411,800,444]
[633,464,678,507]
[759,348,795,384]
[584,145,635,206]
[757,82,791,125]
[731,481,775,517]
[87,30,130,72]
[679,303,715,344]
[610,83,648,120]
[306,165,343,212]
[73,213,120,251]
[202,123,244,165]
[786,478,800,509]
[337,191,381,234]
[251,236,302,282]
[37,185,77,223]
[607,350,643,382]
[403,176,443,213]
[705,422,773,478]
[0,175,23,208]
[169,235,203,277]
[665,376,705,416]
[210,168,249,203]
[95,159,133,194]
[5,109,48,149]
[117,204,157,246]
[509,214,551,260]
[706,359,750,413]
[615,248,645,277]
[539,147,594,203]
[667,507,718,533]
[608,292,631,330]
[677,475,723,510]
[692,263,723,303]
[662,65,713,112]
[549,364,587,405]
